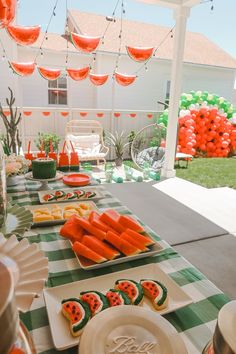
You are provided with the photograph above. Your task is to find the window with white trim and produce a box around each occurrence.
[48,76,67,105]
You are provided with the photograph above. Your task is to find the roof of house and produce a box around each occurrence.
[30,10,236,69]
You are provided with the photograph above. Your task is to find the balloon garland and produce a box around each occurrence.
[158,91,236,157]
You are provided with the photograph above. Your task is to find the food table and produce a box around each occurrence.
[7,179,230,354]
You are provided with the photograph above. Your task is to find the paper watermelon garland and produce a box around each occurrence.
[89,73,109,86]
[67,66,90,81]
[0,0,16,28]
[10,61,35,76]
[126,46,154,62]
[6,25,40,46]
[71,32,101,53]
[38,67,61,81]
[114,72,136,86]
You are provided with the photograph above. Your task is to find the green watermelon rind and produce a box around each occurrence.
[80,290,109,313]
[115,279,144,305]
[106,289,131,306]
[61,297,91,333]
[140,279,168,306]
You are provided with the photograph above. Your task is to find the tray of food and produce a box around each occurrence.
[59,209,164,270]
[27,201,99,227]
[43,263,193,350]
[38,187,103,204]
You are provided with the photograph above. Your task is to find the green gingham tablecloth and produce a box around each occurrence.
[8,183,230,354]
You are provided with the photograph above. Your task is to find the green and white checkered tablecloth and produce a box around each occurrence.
[8,182,230,354]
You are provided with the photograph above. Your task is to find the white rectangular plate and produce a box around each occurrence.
[27,201,99,227]
[43,263,193,350]
[38,187,104,204]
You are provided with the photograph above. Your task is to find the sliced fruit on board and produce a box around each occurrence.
[54,190,66,200]
[70,32,101,53]
[119,215,145,234]
[7,24,40,46]
[80,291,109,316]
[140,279,168,310]
[75,217,106,241]
[61,298,91,337]
[126,46,154,62]
[0,0,16,28]
[105,231,141,256]
[115,279,144,305]
[65,192,77,200]
[100,210,125,234]
[82,235,120,260]
[89,211,119,234]
[106,289,131,307]
[84,191,96,199]
[10,61,35,76]
[74,190,86,199]
[72,241,107,263]
[38,67,61,81]
[126,228,155,247]
[43,193,55,202]
[89,73,109,86]
[67,66,90,81]
[120,232,148,252]
[60,215,84,242]
[114,72,136,87]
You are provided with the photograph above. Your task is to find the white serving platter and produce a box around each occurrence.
[38,187,104,204]
[43,263,193,350]
[26,201,99,227]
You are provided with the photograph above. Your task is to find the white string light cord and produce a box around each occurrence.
[113,0,125,75]
[65,0,69,68]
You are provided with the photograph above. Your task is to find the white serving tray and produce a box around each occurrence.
[43,263,193,350]
[38,187,104,204]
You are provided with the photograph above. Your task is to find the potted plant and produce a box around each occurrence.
[106,131,129,167]
[5,154,30,186]
[35,132,61,155]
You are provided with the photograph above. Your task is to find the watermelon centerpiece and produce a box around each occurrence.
[80,291,109,316]
[115,279,144,305]
[140,279,168,310]
[106,289,131,307]
[10,61,35,76]
[61,298,91,336]
[6,24,40,46]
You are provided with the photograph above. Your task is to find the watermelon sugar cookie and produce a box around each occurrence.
[114,279,144,305]
[140,279,168,310]
[80,291,109,316]
[74,189,85,199]
[106,289,131,307]
[61,298,91,337]
[54,190,66,200]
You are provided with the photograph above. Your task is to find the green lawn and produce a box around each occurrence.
[176,158,236,189]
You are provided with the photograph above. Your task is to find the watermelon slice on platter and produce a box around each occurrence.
[61,298,91,336]
[114,72,136,87]
[6,24,40,46]
[120,232,148,252]
[43,193,55,202]
[38,67,61,81]
[65,191,77,200]
[74,190,86,199]
[140,279,168,310]
[125,229,155,247]
[10,61,35,76]
[80,291,109,316]
[70,32,101,53]
[82,235,120,260]
[115,279,144,305]
[84,191,96,199]
[72,241,107,263]
[67,66,90,81]
[126,46,154,62]
[105,231,141,256]
[106,289,131,307]
[60,215,84,242]
[118,214,145,234]
[54,190,66,200]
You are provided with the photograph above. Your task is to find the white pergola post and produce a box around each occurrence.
[162,5,190,178]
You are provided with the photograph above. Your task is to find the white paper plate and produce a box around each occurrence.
[0,234,49,312]
[38,187,104,204]
[1,204,33,237]
[79,305,188,354]
[43,263,193,350]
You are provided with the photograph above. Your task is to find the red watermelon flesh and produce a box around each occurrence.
[100,211,125,233]
[89,211,119,234]
[7,25,40,46]
[72,241,107,263]
[62,300,84,325]
[60,215,84,242]
[80,291,108,316]
[120,232,148,252]
[105,231,141,256]
[118,215,145,233]
[115,279,144,305]
[66,192,77,200]
[43,193,55,202]
[38,67,61,81]
[82,235,120,260]
[74,190,85,199]
[106,289,131,306]
[10,61,35,76]
[126,229,155,247]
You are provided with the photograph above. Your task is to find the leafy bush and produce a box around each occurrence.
[35,132,60,154]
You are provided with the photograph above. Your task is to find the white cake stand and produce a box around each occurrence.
[25,171,64,191]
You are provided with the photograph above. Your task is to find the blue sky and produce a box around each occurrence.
[18,0,236,59]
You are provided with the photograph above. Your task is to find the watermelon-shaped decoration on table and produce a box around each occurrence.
[10,61,35,76]
[89,73,109,86]
[84,191,96,199]
[74,190,86,199]
[80,291,109,316]
[126,46,154,62]
[140,279,168,310]
[114,72,136,87]
[67,66,90,81]
[0,0,16,28]
[71,32,101,53]
[115,279,144,305]
[38,67,61,81]
[6,25,40,46]
[66,192,77,200]
[106,289,131,307]
[61,298,91,337]
[43,193,55,202]
[55,190,65,200]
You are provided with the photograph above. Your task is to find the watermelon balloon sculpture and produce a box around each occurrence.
[158,91,236,158]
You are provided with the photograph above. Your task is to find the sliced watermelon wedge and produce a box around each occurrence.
[61,298,91,336]
[106,289,131,307]
[38,66,61,81]
[71,32,101,53]
[118,215,145,233]
[114,72,136,87]
[67,66,90,81]
[126,46,154,62]
[7,24,40,46]
[126,229,155,247]
[115,279,144,305]
[72,241,107,263]
[80,291,109,316]
[105,231,141,256]
[10,61,35,76]
[100,211,125,233]
[60,215,84,242]
[120,232,148,252]
[82,235,120,260]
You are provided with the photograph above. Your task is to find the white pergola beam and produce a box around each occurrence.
[137,0,200,8]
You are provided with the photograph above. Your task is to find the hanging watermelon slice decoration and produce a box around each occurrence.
[67,66,90,81]
[89,73,109,86]
[126,46,154,62]
[71,32,101,53]
[38,67,61,81]
[10,61,35,76]
[6,25,40,46]
[0,0,16,28]
[115,72,136,87]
